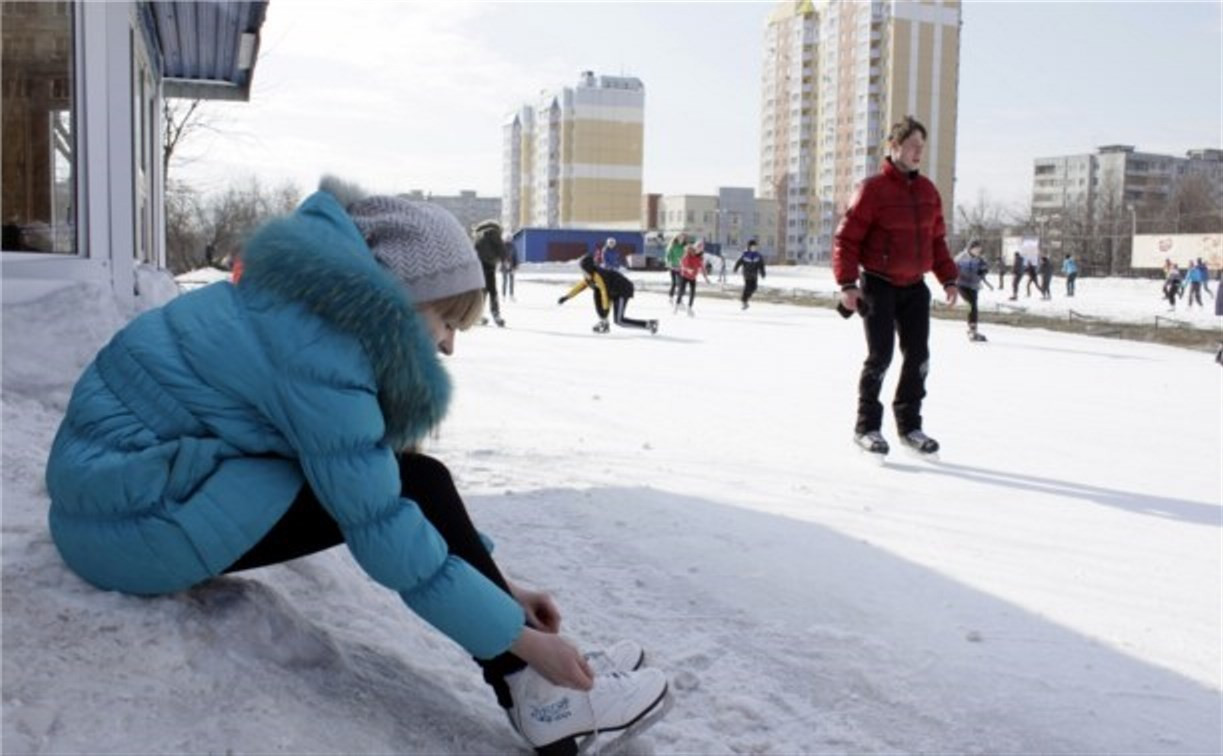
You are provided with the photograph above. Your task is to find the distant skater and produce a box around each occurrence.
[1038,255,1054,300]
[1062,254,1078,297]
[666,233,687,304]
[1184,261,1205,308]
[474,220,507,327]
[955,239,989,342]
[674,240,711,316]
[1163,264,1183,311]
[501,235,518,301]
[1025,258,1041,298]
[733,239,767,310]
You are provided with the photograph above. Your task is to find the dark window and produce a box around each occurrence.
[2,2,76,253]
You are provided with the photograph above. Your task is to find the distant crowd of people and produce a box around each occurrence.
[1162,257,1216,312]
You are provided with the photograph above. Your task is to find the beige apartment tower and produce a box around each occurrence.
[502,71,645,232]
[761,0,961,262]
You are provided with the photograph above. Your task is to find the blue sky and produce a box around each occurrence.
[177,1,1222,217]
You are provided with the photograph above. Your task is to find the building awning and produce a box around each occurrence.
[145,1,269,102]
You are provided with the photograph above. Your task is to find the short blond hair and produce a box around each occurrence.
[424,288,485,331]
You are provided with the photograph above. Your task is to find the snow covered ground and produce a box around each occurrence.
[3,268,1220,754]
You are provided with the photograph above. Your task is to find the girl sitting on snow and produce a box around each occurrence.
[44,177,669,754]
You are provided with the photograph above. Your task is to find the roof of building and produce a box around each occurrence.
[145,1,269,102]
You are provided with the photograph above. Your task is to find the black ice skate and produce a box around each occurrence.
[900,429,940,455]
[648,320,659,335]
[854,430,889,456]
[592,319,610,334]
[968,327,987,342]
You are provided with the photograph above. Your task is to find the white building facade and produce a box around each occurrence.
[658,190,779,260]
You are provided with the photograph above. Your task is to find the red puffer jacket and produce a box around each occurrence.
[833,159,957,289]
[680,249,705,281]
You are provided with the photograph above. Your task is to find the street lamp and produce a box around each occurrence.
[1126,203,1137,276]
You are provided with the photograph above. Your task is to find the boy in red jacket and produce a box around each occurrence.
[833,116,958,457]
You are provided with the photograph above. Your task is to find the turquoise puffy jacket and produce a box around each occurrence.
[45,190,524,659]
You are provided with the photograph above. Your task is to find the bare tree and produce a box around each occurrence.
[164,180,205,274]
[162,98,235,178]
[163,177,302,275]
[199,177,302,269]
[1159,174,1222,234]
[954,188,1007,262]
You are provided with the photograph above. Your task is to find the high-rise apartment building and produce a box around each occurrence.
[760,0,961,263]
[760,1,818,263]
[502,71,645,232]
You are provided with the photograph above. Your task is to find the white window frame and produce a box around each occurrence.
[3,2,149,305]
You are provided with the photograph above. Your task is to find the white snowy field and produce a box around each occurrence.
[3,269,1220,755]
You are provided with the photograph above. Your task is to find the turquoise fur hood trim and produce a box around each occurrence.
[240,191,450,448]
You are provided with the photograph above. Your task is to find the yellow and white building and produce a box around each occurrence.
[502,71,645,232]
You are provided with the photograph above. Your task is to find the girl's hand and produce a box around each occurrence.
[510,628,594,690]
[508,581,562,633]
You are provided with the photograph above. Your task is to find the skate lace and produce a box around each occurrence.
[584,668,631,755]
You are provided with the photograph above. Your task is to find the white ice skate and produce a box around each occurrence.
[585,639,645,674]
[506,663,669,755]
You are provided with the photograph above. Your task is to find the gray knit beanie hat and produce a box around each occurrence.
[320,176,484,304]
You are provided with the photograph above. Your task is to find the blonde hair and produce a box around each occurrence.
[424,288,485,331]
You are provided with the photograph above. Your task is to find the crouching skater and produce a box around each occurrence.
[557,254,659,335]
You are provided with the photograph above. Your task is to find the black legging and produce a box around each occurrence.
[677,278,696,307]
[612,298,650,329]
[668,269,682,300]
[226,453,526,707]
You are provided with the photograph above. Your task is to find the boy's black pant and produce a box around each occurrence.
[855,275,931,437]
[226,453,526,707]
[1066,272,1077,296]
[668,269,681,300]
[957,285,979,326]
[742,277,758,303]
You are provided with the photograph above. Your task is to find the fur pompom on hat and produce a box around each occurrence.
[319,175,484,305]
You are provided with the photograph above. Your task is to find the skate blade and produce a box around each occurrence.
[575,690,673,755]
[900,445,940,462]
[853,436,889,464]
